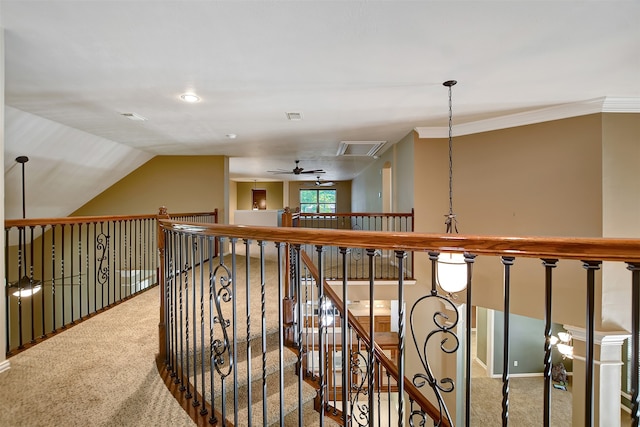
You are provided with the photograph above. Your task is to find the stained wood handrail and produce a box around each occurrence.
[158,220,640,262]
[5,211,218,228]
[297,211,414,218]
[300,250,449,427]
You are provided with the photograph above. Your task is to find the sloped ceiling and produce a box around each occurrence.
[4,107,153,219]
[2,0,639,219]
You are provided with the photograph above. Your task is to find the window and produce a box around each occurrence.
[300,189,337,213]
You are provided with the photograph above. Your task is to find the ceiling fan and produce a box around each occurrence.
[268,160,325,175]
[304,176,335,187]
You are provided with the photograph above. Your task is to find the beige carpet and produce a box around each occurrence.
[0,286,195,427]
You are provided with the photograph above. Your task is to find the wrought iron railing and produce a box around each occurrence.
[3,209,217,356]
[157,218,640,427]
[282,209,415,281]
[296,249,443,426]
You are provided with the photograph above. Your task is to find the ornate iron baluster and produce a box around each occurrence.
[40,225,46,336]
[244,238,253,425]
[187,234,196,403]
[464,253,476,427]
[70,224,74,322]
[317,244,327,425]
[77,224,83,319]
[29,226,35,341]
[51,226,57,333]
[351,335,370,427]
[197,235,206,414]
[542,259,558,427]
[294,244,304,427]
[276,241,285,425]
[61,224,66,328]
[396,250,407,427]
[208,236,218,425]
[501,256,515,426]
[583,260,601,427]
[211,238,233,425]
[367,248,376,425]
[409,251,457,427]
[340,247,350,426]
[96,222,110,311]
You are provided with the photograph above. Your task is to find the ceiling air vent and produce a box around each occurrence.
[337,141,386,157]
[286,112,303,121]
[121,112,147,121]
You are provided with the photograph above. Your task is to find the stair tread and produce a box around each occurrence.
[233,378,341,427]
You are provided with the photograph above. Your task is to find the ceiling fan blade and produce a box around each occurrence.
[267,170,294,174]
[268,161,326,175]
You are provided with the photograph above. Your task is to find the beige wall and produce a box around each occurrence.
[287,180,352,212]
[406,114,613,421]
[72,156,228,222]
[352,158,383,212]
[394,132,415,213]
[413,114,605,327]
[236,181,284,211]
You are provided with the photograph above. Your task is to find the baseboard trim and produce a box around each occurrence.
[0,359,10,374]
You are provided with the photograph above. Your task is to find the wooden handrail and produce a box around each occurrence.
[158,220,640,262]
[297,212,414,218]
[300,250,449,427]
[5,211,218,228]
[5,214,157,227]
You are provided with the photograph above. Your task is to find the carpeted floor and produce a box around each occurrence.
[0,285,195,427]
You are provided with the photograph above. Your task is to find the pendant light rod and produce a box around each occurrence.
[443,80,457,233]
[16,156,29,219]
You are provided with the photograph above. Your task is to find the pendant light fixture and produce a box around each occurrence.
[11,156,43,297]
[436,80,467,293]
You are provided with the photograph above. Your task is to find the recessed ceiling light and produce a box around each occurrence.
[180,93,200,103]
[226,133,237,139]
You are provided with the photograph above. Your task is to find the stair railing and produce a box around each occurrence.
[297,249,446,426]
[282,208,415,281]
[157,218,640,427]
[3,209,217,356]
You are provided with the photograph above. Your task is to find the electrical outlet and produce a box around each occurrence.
[514,360,518,367]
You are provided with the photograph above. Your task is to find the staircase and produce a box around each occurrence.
[162,253,341,426]
[192,330,334,426]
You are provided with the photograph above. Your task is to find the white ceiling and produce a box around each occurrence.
[2,1,639,217]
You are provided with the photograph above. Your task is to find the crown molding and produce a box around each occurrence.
[415,96,640,138]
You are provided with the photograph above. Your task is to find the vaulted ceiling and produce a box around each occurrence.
[2,1,639,219]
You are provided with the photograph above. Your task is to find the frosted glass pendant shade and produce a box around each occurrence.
[12,285,42,298]
[437,252,467,293]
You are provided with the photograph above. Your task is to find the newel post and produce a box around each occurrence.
[157,206,170,361]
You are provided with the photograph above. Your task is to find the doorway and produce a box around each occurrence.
[252,189,267,210]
